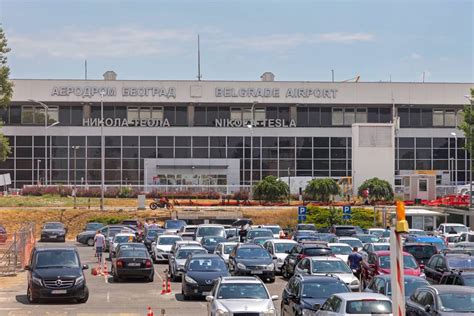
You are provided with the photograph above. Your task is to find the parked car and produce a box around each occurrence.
[328,243,353,262]
[281,274,351,316]
[228,243,276,283]
[424,253,474,284]
[109,232,137,260]
[245,228,273,242]
[170,240,201,256]
[111,246,154,282]
[74,222,103,246]
[178,225,197,240]
[330,225,364,237]
[409,228,427,236]
[26,246,89,303]
[292,230,318,242]
[250,236,273,247]
[296,223,317,232]
[120,219,143,239]
[169,245,207,281]
[367,228,386,237]
[294,256,360,291]
[359,242,390,260]
[361,251,421,286]
[0,224,7,243]
[352,234,380,245]
[105,226,136,252]
[260,225,283,239]
[201,236,227,253]
[214,242,238,264]
[403,243,438,266]
[194,224,226,242]
[405,235,447,252]
[164,219,187,234]
[406,285,474,315]
[205,276,277,315]
[315,292,392,315]
[143,228,165,251]
[181,253,229,300]
[436,223,468,238]
[440,270,474,286]
[151,234,183,262]
[329,237,363,249]
[282,243,333,279]
[224,227,240,242]
[365,275,429,299]
[40,222,67,242]
[262,239,297,272]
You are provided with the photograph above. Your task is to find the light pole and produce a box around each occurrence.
[72,146,80,209]
[28,99,59,186]
[100,91,105,211]
[246,101,258,198]
[36,159,41,185]
[451,132,458,196]
[288,167,291,205]
[465,95,473,210]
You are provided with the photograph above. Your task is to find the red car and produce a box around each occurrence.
[0,225,7,243]
[361,250,421,286]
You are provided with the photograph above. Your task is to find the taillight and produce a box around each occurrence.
[116,260,123,268]
[145,260,152,268]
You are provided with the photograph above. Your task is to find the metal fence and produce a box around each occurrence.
[0,223,35,276]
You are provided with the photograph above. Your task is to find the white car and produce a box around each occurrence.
[170,240,202,256]
[315,292,392,315]
[328,243,353,262]
[195,224,226,243]
[206,276,278,316]
[152,234,183,262]
[261,225,283,239]
[214,242,238,263]
[294,256,360,291]
[262,239,297,271]
[436,223,469,239]
[367,228,386,237]
[109,232,136,259]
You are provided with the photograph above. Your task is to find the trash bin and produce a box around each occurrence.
[137,195,146,210]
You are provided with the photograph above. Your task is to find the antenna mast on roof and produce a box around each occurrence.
[197,34,202,81]
[85,60,88,80]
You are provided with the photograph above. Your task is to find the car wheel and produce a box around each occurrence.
[77,287,89,303]
[282,265,289,279]
[27,286,38,304]
[86,238,94,246]
[147,274,154,282]
[113,273,120,283]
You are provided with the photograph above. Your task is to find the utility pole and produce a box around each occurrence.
[197,34,202,81]
[100,91,105,211]
[72,146,80,209]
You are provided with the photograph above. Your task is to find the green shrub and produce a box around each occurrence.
[87,215,129,225]
[305,206,380,229]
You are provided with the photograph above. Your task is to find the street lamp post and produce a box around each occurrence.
[465,95,474,210]
[72,146,80,209]
[451,132,458,196]
[100,91,105,211]
[36,159,41,185]
[246,101,258,198]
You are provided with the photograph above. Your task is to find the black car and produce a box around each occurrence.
[40,222,67,242]
[365,275,429,299]
[143,228,165,251]
[295,224,317,232]
[228,244,276,283]
[164,219,187,233]
[281,243,332,279]
[26,246,89,303]
[440,270,474,286]
[201,236,227,253]
[231,218,253,227]
[111,246,154,282]
[403,243,438,266]
[75,222,104,246]
[181,254,229,300]
[424,254,474,284]
[406,285,474,315]
[281,274,350,316]
[330,225,363,237]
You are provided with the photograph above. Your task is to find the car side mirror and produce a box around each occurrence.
[205,295,214,302]
[24,265,30,271]
[271,295,279,301]
[272,255,278,260]
[424,305,432,313]
[313,303,321,311]
[82,264,89,270]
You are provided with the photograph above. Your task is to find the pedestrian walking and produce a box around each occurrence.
[94,230,106,265]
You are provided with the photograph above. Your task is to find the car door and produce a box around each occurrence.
[365,253,377,281]
[289,245,302,274]
[289,279,302,315]
[433,257,447,284]
[418,290,436,316]
[423,256,438,283]
[281,277,295,316]
[317,296,338,315]
[406,290,422,316]
[294,258,309,275]
[376,278,386,295]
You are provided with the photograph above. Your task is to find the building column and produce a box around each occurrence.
[188,103,195,127]
[83,104,91,119]
[290,104,297,122]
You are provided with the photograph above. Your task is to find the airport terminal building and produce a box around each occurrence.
[0,72,472,194]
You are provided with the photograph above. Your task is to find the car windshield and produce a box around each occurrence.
[264,227,281,234]
[253,238,269,245]
[298,224,316,231]
[197,227,225,237]
[356,235,380,243]
[122,221,138,227]
[44,223,63,229]
[346,300,392,314]
[312,260,352,273]
[404,245,437,259]
[236,247,271,259]
[379,255,418,269]
[248,230,273,238]
[158,237,181,245]
[85,223,102,231]
[369,230,385,237]
[165,220,186,229]
[114,235,134,243]
[387,278,428,297]
[274,243,295,253]
[446,226,468,234]
[108,229,122,238]
[35,250,79,268]
[216,283,269,300]
[340,239,363,249]
[187,258,226,271]
[410,230,427,236]
[202,237,226,246]
[176,248,207,259]
[448,257,474,269]
[439,293,474,312]
[223,244,237,254]
[461,277,474,287]
[305,248,332,256]
[315,234,336,242]
[374,244,390,251]
[119,250,148,258]
[146,230,161,238]
[302,282,349,298]
[330,245,352,255]
[225,229,238,237]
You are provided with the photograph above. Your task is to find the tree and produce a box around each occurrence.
[357,177,394,202]
[0,26,13,162]
[304,178,340,202]
[459,88,474,156]
[252,176,289,203]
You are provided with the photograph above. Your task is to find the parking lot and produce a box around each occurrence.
[0,241,286,316]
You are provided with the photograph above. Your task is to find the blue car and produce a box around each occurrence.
[405,235,447,251]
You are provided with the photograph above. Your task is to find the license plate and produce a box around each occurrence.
[251,270,263,274]
[50,236,57,239]
[202,291,210,296]
[128,263,141,267]
[51,290,67,294]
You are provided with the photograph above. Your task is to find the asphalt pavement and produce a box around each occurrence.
[0,241,286,316]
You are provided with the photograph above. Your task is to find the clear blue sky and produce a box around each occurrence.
[1,0,472,82]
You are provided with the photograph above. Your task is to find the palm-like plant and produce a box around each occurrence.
[253,176,289,202]
[304,178,341,202]
[357,177,394,202]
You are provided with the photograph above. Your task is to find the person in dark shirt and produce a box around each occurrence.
[348,247,363,277]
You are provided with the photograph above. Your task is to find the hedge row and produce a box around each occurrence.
[305,206,381,229]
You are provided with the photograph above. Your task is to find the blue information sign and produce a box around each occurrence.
[298,215,307,222]
[298,206,307,215]
[343,214,351,220]
[343,205,352,214]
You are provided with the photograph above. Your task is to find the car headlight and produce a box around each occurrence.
[263,308,276,316]
[237,263,246,270]
[350,279,360,285]
[75,275,84,285]
[216,309,230,316]
[266,263,275,270]
[185,275,197,284]
[302,309,316,316]
[32,275,42,286]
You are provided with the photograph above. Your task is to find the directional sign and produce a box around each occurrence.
[298,206,307,216]
[298,215,307,223]
[343,205,352,214]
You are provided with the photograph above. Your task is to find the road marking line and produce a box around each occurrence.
[107,291,110,303]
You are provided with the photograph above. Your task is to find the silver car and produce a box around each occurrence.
[214,242,238,264]
[206,276,278,316]
[315,292,392,315]
[168,245,207,281]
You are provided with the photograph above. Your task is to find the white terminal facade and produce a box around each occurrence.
[0,72,472,194]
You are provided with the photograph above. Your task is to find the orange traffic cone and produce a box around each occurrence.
[166,277,171,294]
[147,306,154,316]
[160,279,167,295]
[103,263,108,276]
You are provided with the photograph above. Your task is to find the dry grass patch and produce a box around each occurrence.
[242,208,297,229]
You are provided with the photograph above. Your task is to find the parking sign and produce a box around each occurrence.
[298,206,307,215]
[342,205,351,214]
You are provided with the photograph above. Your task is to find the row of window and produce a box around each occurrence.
[398,107,462,128]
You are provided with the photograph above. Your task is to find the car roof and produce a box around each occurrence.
[34,246,77,251]
[159,234,182,238]
[220,276,262,284]
[339,237,360,240]
[374,275,426,281]
[197,224,224,227]
[261,225,281,227]
[412,236,443,242]
[267,239,296,244]
[333,225,356,228]
[114,232,135,237]
[334,292,391,300]
[177,245,206,251]
[374,250,411,256]
[328,243,352,247]
[44,221,63,224]
[237,244,264,249]
[310,256,344,262]
[404,242,437,247]
[442,223,466,226]
[371,242,390,246]
[188,253,221,259]
[295,274,347,283]
[218,242,239,245]
[369,228,385,231]
[429,285,474,294]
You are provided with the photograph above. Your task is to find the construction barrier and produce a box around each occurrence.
[0,223,35,276]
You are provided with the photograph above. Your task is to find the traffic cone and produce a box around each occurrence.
[166,277,171,294]
[160,279,167,295]
[147,306,154,316]
[103,263,108,276]
[91,267,97,276]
